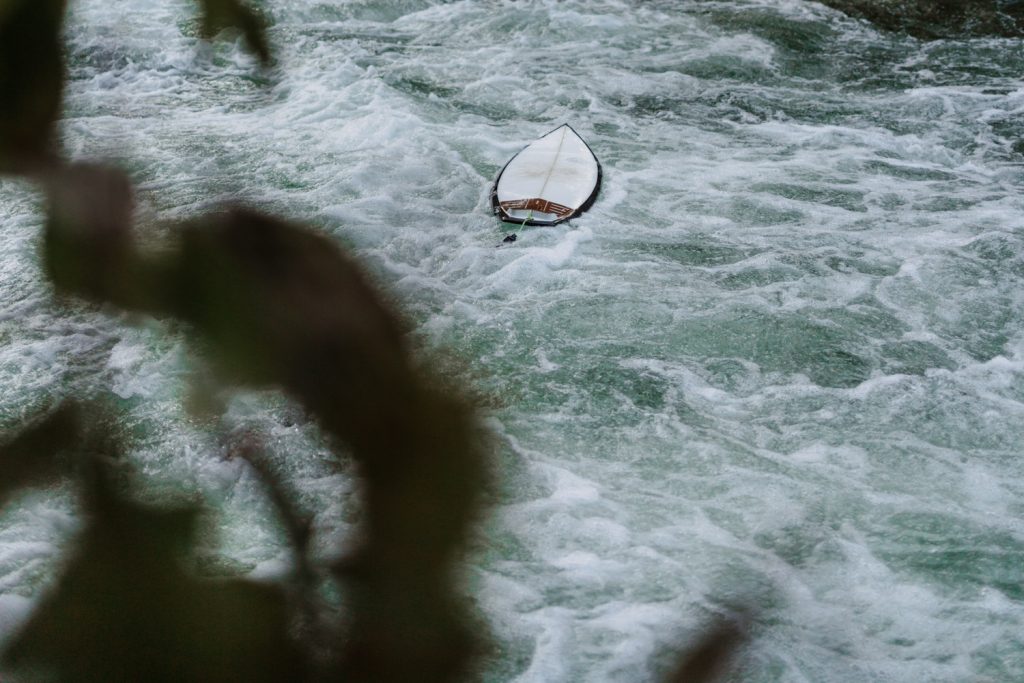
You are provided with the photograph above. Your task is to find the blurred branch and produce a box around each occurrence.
[227,434,313,564]
[225,433,328,663]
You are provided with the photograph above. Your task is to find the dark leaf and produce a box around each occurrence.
[34,200,490,681]
[42,163,139,306]
[0,401,81,507]
[664,616,749,683]
[817,0,1024,39]
[0,0,65,172]
[195,0,272,65]
[3,459,303,683]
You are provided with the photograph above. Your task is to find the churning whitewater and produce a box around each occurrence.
[1,0,1023,680]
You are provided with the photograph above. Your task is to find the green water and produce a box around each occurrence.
[1,0,1023,680]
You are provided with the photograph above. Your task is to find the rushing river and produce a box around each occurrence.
[2,0,1024,680]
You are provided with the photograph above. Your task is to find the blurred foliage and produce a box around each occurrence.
[4,436,303,683]
[196,0,272,65]
[665,616,749,683]
[42,163,137,305]
[37,161,488,681]
[0,402,80,507]
[0,0,751,681]
[0,0,65,172]
[817,0,1024,39]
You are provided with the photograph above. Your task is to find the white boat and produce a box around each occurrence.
[490,124,601,226]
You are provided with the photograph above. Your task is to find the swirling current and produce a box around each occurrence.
[1,0,1023,680]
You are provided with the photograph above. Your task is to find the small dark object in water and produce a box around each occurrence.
[503,234,517,243]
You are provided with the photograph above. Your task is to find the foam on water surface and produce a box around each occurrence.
[1,0,1024,680]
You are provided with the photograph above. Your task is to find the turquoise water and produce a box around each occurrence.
[2,0,1024,680]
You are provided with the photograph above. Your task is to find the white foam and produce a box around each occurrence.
[0,594,34,643]
[2,1,1023,680]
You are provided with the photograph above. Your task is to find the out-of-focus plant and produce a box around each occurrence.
[664,615,750,683]
[816,0,1024,39]
[2,406,303,682]
[196,0,272,65]
[0,0,65,172]
[2,0,487,679]
[41,164,489,680]
[0,402,81,506]
[0,0,751,681]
